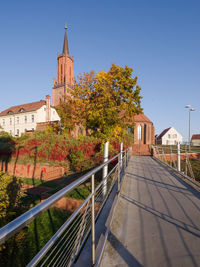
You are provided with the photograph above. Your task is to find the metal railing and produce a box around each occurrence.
[152,145,200,182]
[0,148,131,266]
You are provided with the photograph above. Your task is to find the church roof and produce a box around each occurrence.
[63,26,69,55]
[133,114,152,123]
[0,100,46,116]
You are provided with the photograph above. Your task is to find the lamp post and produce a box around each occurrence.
[185,105,195,151]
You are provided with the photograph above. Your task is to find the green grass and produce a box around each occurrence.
[20,177,60,189]
[156,145,200,154]
[181,159,200,181]
[0,207,71,266]
[47,183,92,200]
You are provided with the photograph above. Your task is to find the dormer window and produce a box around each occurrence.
[7,111,13,115]
[19,108,25,113]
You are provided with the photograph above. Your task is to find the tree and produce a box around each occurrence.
[87,64,142,138]
[57,63,143,138]
[56,71,96,134]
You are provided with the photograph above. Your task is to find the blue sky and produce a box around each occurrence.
[0,0,200,140]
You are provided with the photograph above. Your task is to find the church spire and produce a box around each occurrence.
[63,24,69,55]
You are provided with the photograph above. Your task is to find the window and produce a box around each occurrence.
[17,129,19,136]
[174,134,177,138]
[128,127,133,133]
[10,118,12,125]
[10,130,12,135]
[17,117,19,124]
[25,116,27,123]
[3,119,5,126]
[32,115,34,123]
[19,108,25,112]
[137,125,142,140]
[168,134,170,139]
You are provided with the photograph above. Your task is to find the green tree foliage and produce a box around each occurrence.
[0,172,23,226]
[57,63,143,138]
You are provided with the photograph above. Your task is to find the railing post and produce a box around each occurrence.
[91,174,95,266]
[120,143,123,168]
[118,155,120,192]
[124,150,127,168]
[177,143,181,172]
[102,141,109,196]
[185,151,188,176]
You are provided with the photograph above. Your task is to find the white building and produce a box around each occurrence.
[191,134,200,146]
[156,127,183,145]
[0,95,60,137]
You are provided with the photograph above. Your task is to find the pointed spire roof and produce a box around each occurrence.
[63,24,69,56]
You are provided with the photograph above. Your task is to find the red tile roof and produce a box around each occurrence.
[191,134,200,140]
[133,114,152,123]
[157,127,171,139]
[0,100,46,116]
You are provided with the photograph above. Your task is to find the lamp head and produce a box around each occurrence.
[190,108,195,111]
[185,105,191,109]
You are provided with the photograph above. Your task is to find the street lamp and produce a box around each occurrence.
[185,105,195,151]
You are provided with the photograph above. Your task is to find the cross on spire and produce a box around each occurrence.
[63,24,69,55]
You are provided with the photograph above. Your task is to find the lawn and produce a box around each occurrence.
[20,177,58,188]
[181,159,200,181]
[0,207,72,266]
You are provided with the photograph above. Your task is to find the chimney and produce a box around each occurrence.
[46,95,51,122]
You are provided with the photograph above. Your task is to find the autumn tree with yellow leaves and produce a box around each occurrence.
[57,63,143,138]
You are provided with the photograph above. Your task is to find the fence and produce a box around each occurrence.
[0,147,131,266]
[152,145,200,182]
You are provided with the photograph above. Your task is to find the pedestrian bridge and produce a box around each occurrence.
[1,152,200,266]
[99,156,200,267]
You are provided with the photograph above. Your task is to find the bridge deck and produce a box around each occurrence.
[100,156,200,267]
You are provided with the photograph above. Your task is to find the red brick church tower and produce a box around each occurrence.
[52,25,74,106]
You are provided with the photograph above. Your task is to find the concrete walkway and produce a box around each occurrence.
[100,156,200,267]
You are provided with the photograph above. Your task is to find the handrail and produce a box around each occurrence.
[0,153,120,245]
[0,147,131,266]
[152,145,200,182]
[27,160,121,267]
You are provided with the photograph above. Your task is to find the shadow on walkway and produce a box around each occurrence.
[107,231,144,267]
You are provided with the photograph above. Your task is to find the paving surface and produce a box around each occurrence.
[100,156,200,267]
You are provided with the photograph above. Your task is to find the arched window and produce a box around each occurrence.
[137,125,142,141]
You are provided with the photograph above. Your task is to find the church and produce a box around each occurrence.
[0,26,155,145]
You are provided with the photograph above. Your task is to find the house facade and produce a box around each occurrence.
[156,127,182,145]
[0,95,60,137]
[191,134,200,146]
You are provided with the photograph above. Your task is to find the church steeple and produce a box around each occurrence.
[63,24,69,55]
[52,25,74,107]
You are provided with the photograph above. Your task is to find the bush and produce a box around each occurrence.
[0,131,134,172]
[0,172,23,227]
